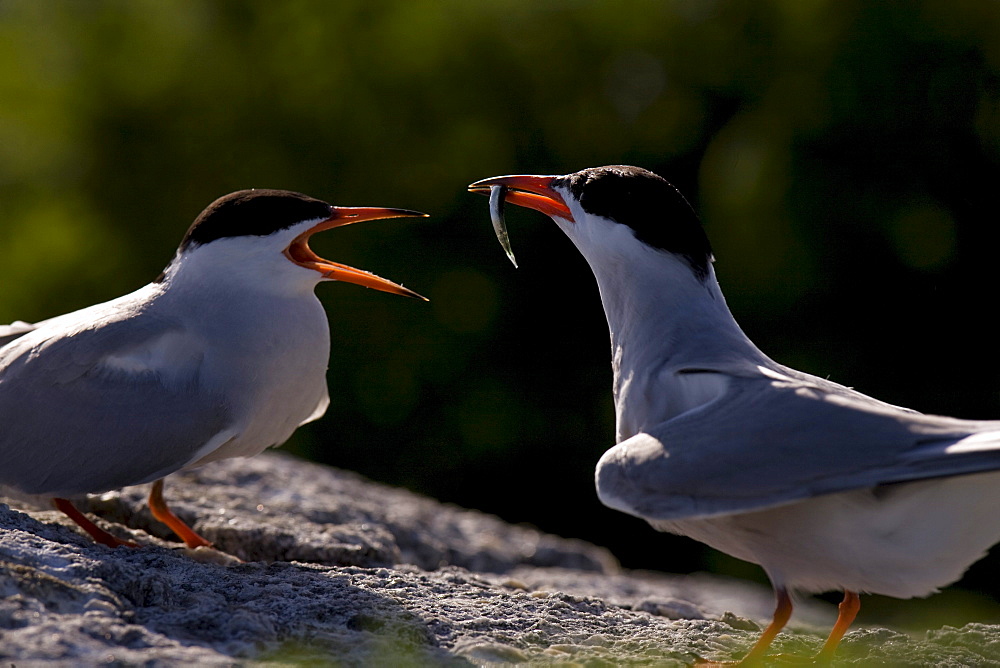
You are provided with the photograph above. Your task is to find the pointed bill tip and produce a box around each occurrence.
[319,261,428,301]
[332,206,429,222]
[384,284,429,301]
[391,208,431,219]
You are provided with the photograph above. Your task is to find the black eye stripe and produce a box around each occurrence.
[553,166,713,280]
[179,189,333,252]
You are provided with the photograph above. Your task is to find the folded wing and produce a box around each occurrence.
[596,371,1000,521]
[0,311,233,497]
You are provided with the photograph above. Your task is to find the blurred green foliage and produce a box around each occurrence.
[2,0,1000,624]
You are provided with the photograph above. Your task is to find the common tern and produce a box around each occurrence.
[0,189,426,550]
[470,165,1000,664]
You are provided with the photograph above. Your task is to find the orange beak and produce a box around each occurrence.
[467,175,575,221]
[284,207,428,300]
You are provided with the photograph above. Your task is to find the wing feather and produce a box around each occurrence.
[0,320,36,348]
[596,373,1000,521]
[0,308,233,496]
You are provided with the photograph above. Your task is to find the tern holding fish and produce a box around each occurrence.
[0,189,426,550]
[470,165,1000,664]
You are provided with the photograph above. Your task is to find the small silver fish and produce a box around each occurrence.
[489,184,518,268]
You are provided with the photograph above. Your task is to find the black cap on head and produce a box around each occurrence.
[552,166,713,279]
[179,189,333,252]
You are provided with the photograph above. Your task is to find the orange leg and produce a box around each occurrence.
[814,590,860,663]
[696,588,793,666]
[147,479,213,549]
[737,587,793,666]
[699,588,859,666]
[52,497,139,548]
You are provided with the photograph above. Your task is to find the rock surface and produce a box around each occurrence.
[1,452,999,666]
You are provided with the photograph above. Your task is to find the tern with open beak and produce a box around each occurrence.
[0,189,426,550]
[471,165,1000,664]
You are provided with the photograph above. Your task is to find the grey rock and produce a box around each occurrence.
[0,452,998,665]
[72,452,618,574]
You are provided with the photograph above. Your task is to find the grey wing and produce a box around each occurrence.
[596,373,1000,521]
[0,320,37,348]
[0,317,234,497]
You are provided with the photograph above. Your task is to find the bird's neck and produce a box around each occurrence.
[153,248,327,337]
[161,243,323,301]
[585,252,770,439]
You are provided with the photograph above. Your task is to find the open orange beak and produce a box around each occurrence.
[467,175,574,221]
[284,207,428,300]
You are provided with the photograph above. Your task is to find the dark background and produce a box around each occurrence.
[2,0,999,628]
